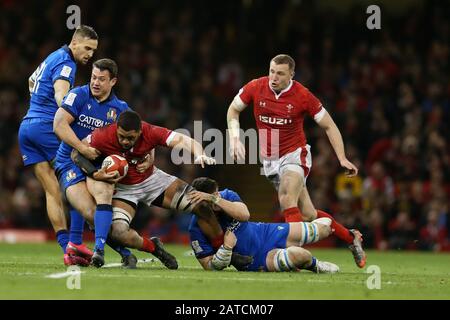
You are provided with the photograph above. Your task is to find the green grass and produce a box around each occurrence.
[0,243,449,299]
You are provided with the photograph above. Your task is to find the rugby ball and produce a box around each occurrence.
[101,154,129,179]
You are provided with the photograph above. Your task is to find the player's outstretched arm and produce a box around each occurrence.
[227,101,246,161]
[167,132,215,168]
[317,111,358,177]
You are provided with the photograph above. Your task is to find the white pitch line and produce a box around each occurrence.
[84,272,372,284]
[45,270,85,279]
[102,258,156,268]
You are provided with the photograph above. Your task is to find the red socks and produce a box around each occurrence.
[283,207,303,223]
[316,210,354,244]
[211,233,224,250]
[140,237,156,253]
[283,206,354,244]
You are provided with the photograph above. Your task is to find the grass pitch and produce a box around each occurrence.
[0,242,449,300]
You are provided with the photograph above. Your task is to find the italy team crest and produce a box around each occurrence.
[107,108,117,122]
[66,170,77,182]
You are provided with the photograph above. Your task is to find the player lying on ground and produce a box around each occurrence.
[188,177,339,272]
[227,54,366,268]
[73,111,250,269]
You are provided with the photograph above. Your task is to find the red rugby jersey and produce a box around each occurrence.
[236,76,324,158]
[89,122,172,184]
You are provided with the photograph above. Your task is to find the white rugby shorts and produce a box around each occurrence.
[262,145,312,191]
[113,167,177,207]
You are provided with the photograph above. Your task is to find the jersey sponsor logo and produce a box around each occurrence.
[65,92,77,106]
[191,240,203,254]
[227,219,241,232]
[258,115,293,125]
[60,65,73,78]
[107,108,117,122]
[66,169,77,182]
[78,114,106,129]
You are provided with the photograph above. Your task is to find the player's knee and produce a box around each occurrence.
[313,218,332,239]
[92,185,114,204]
[300,207,317,222]
[110,222,128,243]
[278,192,297,209]
[84,206,96,224]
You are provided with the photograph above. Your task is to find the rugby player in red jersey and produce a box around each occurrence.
[75,110,227,268]
[227,54,366,268]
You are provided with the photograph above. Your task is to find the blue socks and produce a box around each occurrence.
[69,208,84,245]
[106,237,132,257]
[94,204,113,251]
[56,230,69,253]
[305,256,317,272]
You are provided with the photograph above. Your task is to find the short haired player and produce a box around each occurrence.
[73,110,226,268]
[227,54,366,268]
[188,177,339,273]
[18,25,98,264]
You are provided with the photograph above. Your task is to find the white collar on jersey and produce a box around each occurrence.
[269,80,293,100]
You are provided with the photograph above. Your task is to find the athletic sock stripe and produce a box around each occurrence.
[302,222,308,245]
[312,223,318,242]
[283,249,294,270]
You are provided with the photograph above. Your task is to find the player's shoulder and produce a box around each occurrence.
[292,80,313,95]
[220,188,242,201]
[47,45,76,66]
[68,84,89,96]
[142,121,169,133]
[114,98,130,112]
[248,76,268,87]
[63,85,89,106]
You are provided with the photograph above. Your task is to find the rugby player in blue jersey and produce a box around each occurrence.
[54,58,139,267]
[18,26,98,265]
[188,177,339,273]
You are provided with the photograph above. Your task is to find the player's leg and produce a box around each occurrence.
[278,168,316,222]
[64,181,99,266]
[285,218,332,247]
[19,120,69,252]
[266,247,339,273]
[85,177,115,267]
[160,178,224,249]
[33,162,69,251]
[298,187,366,268]
[109,198,178,269]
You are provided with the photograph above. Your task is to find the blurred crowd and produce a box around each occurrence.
[0,0,448,251]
